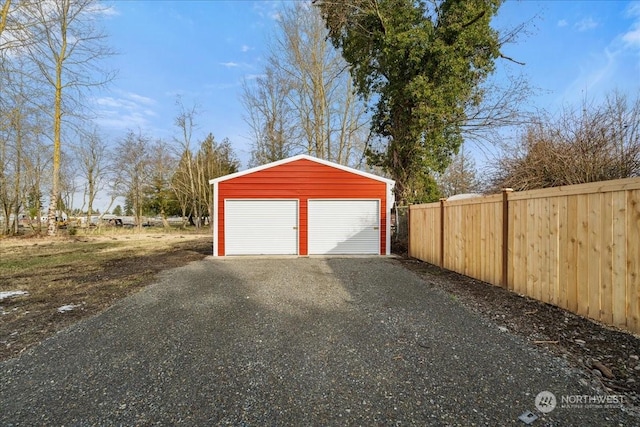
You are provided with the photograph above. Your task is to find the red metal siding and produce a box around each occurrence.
[217,158,388,255]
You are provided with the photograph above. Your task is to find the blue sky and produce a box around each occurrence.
[93,0,640,168]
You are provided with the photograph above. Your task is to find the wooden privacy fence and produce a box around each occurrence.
[408,177,640,334]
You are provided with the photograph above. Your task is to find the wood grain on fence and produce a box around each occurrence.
[408,203,440,264]
[408,177,640,334]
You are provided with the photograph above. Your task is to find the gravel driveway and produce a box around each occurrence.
[1,257,636,425]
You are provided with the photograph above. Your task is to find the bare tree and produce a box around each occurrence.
[145,138,177,228]
[58,153,77,214]
[436,146,482,198]
[22,136,50,232]
[171,126,240,227]
[173,99,203,227]
[24,0,114,236]
[0,0,33,52]
[195,134,239,223]
[462,70,535,151]
[0,0,11,40]
[101,168,124,224]
[74,128,109,225]
[489,91,640,191]
[0,99,24,234]
[114,130,151,229]
[243,2,369,167]
[241,66,296,167]
[0,56,44,235]
[171,150,191,225]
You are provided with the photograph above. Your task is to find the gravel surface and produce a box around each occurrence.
[0,257,636,425]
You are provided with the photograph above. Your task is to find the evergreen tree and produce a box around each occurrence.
[316,0,505,203]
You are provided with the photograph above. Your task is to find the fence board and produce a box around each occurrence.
[492,202,502,285]
[576,195,590,318]
[566,195,579,313]
[515,200,528,296]
[627,190,640,332]
[601,192,614,325]
[481,203,488,282]
[473,204,482,280]
[588,193,602,320]
[540,198,550,304]
[612,191,627,328]
[464,205,472,276]
[557,196,568,309]
[549,197,560,306]
[508,200,518,291]
[527,199,536,299]
[409,204,441,264]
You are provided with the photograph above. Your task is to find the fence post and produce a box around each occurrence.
[440,198,446,268]
[406,205,411,257]
[502,188,513,289]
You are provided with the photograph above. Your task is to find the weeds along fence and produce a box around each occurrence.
[408,177,640,334]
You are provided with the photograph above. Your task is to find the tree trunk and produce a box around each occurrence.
[160,208,169,228]
[47,5,67,237]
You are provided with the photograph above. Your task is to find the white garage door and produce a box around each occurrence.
[308,199,380,255]
[225,200,298,255]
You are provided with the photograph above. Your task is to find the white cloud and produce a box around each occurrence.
[93,91,157,131]
[561,41,627,106]
[241,45,252,52]
[623,2,640,48]
[563,2,640,101]
[574,17,598,32]
[89,3,119,17]
[557,19,568,28]
[221,62,239,68]
[126,92,156,105]
[252,1,283,22]
[101,5,119,17]
[585,48,617,89]
[79,1,119,19]
[95,97,125,108]
[94,110,151,131]
[623,27,640,47]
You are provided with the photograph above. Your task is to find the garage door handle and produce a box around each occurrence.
[293,226,298,230]
[373,226,379,230]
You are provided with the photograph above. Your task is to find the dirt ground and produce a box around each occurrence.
[0,232,213,361]
[398,256,640,411]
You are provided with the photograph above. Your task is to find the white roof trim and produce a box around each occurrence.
[209,154,395,186]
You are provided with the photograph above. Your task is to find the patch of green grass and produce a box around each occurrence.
[0,242,121,273]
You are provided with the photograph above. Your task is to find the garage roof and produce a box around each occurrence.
[208,154,395,186]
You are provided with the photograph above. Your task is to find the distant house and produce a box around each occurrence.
[40,211,68,222]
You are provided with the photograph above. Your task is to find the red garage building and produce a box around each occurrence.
[209,154,395,256]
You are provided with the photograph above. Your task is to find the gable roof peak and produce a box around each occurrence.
[209,154,395,185]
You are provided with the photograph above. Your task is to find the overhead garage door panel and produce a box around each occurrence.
[308,200,380,255]
[225,200,298,255]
